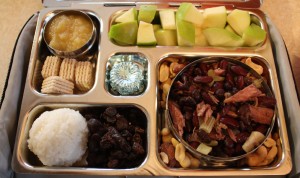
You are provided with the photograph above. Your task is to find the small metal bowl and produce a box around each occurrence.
[166,56,276,167]
[42,10,96,58]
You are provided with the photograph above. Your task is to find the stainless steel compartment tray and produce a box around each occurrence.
[12,2,291,176]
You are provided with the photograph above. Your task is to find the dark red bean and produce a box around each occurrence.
[224,82,233,91]
[192,89,201,102]
[189,141,200,149]
[192,111,199,128]
[211,81,224,92]
[220,60,229,70]
[236,132,250,143]
[236,76,244,89]
[197,129,212,143]
[179,96,197,107]
[230,65,248,76]
[226,73,234,85]
[201,92,215,105]
[220,117,239,128]
[200,63,209,74]
[224,136,235,148]
[194,76,213,83]
[255,124,268,134]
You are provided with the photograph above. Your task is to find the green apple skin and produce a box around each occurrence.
[242,24,266,47]
[176,3,203,26]
[227,9,250,36]
[109,21,138,45]
[159,10,176,30]
[115,7,137,23]
[138,5,157,23]
[155,29,177,46]
[225,25,234,33]
[203,27,244,47]
[176,18,195,46]
[195,26,208,46]
[137,21,157,46]
[202,6,227,29]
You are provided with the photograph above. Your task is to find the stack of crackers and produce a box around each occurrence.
[41,56,94,94]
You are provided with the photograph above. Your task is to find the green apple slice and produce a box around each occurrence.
[202,6,227,29]
[227,9,250,36]
[153,24,162,31]
[176,18,195,46]
[225,25,235,33]
[159,10,176,30]
[109,21,138,45]
[242,23,266,47]
[138,5,157,23]
[195,26,208,46]
[203,27,244,47]
[115,7,137,23]
[137,21,157,46]
[176,3,203,27]
[155,29,177,46]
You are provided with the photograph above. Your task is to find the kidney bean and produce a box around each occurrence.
[198,129,212,143]
[189,141,200,149]
[201,92,216,105]
[192,89,201,102]
[193,76,213,83]
[179,96,197,107]
[226,73,234,85]
[225,136,235,148]
[236,76,244,89]
[255,124,268,134]
[219,60,229,70]
[224,82,233,91]
[230,65,248,76]
[192,111,199,128]
[236,132,250,143]
[211,81,224,92]
[200,63,209,74]
[220,117,239,128]
[235,144,244,155]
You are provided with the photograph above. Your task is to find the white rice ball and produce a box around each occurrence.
[27,108,88,166]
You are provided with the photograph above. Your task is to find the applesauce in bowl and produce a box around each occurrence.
[43,10,96,58]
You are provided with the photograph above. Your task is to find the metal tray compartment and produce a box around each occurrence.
[108,7,268,49]
[31,10,101,95]
[15,104,149,173]
[155,54,291,175]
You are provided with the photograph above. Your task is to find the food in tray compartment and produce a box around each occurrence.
[41,76,74,94]
[27,108,88,166]
[166,58,276,159]
[27,106,147,168]
[109,3,266,47]
[44,11,94,52]
[40,56,94,94]
[109,62,144,95]
[41,56,62,78]
[75,61,94,92]
[83,106,147,168]
[59,58,77,82]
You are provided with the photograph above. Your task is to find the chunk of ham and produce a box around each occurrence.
[168,100,185,137]
[239,104,274,125]
[224,84,264,103]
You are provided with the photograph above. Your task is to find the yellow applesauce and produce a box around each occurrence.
[45,12,93,52]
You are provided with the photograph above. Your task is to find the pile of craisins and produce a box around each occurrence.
[82,106,147,168]
[168,58,276,157]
